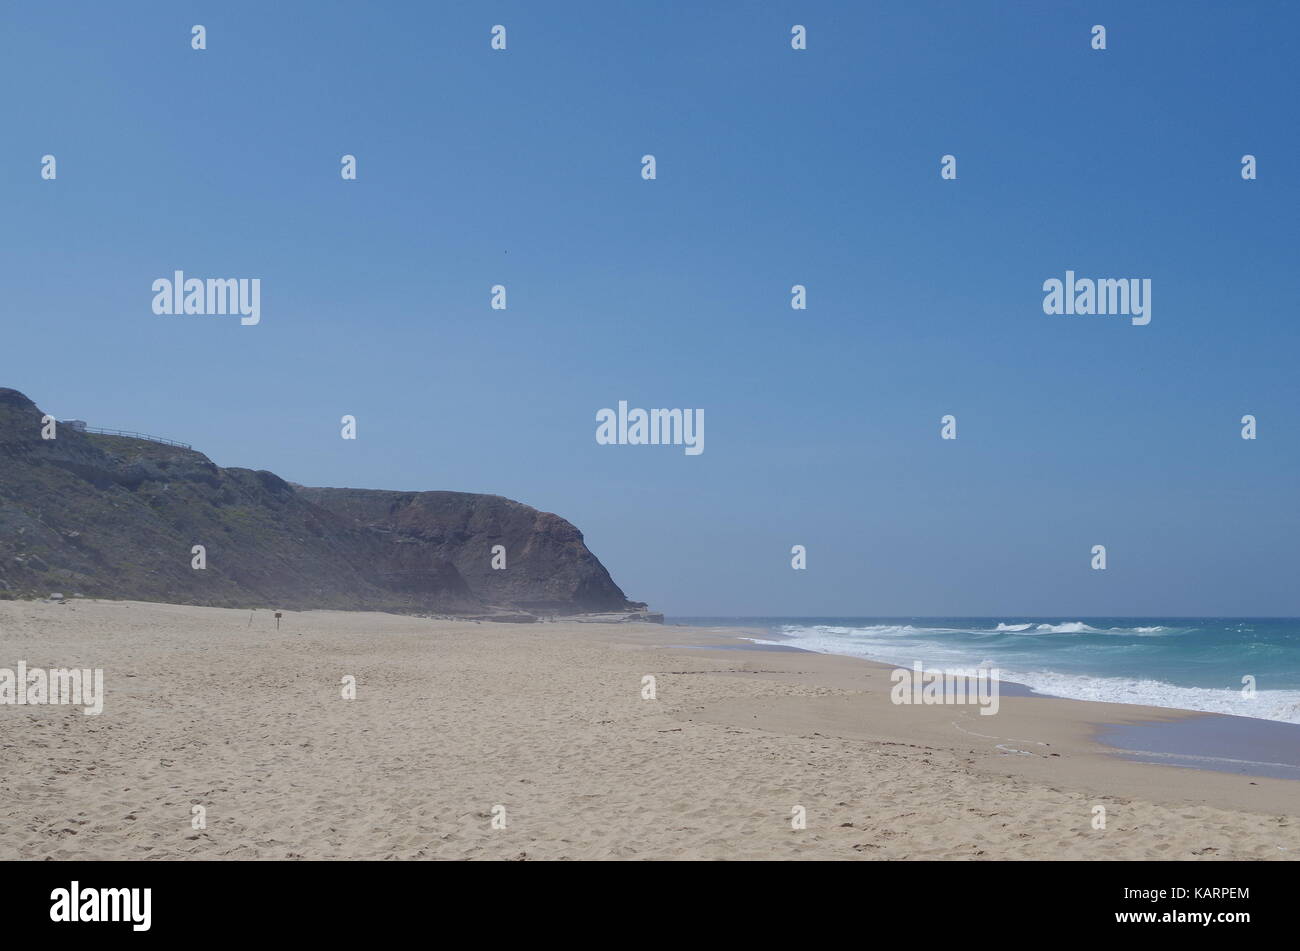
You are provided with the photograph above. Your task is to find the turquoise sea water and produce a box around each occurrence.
[669,617,1300,723]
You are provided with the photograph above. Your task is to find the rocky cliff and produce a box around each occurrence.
[0,387,641,616]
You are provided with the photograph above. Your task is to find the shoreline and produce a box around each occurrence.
[666,618,1300,727]
[672,623,1300,783]
[1,600,1296,860]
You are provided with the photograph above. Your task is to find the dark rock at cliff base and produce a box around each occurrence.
[0,387,642,615]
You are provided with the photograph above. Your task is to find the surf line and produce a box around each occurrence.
[1113,748,1300,774]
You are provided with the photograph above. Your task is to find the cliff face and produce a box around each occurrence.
[296,488,635,613]
[0,388,637,614]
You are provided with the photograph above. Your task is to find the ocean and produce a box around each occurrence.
[668,617,1300,724]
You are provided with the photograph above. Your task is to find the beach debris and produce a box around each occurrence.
[995,744,1034,756]
[952,718,1048,747]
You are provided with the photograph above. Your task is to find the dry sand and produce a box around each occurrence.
[1,599,1296,860]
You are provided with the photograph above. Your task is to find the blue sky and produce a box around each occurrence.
[2,2,1297,616]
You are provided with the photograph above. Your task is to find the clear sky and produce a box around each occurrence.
[2,2,1297,616]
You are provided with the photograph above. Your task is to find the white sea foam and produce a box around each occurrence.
[1008,670,1300,724]
[1000,622,1171,635]
[1032,622,1097,633]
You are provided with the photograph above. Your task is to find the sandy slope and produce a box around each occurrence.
[0,599,1295,860]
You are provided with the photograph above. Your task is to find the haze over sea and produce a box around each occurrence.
[671,617,1300,724]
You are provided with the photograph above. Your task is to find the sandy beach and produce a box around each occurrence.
[1,599,1296,860]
